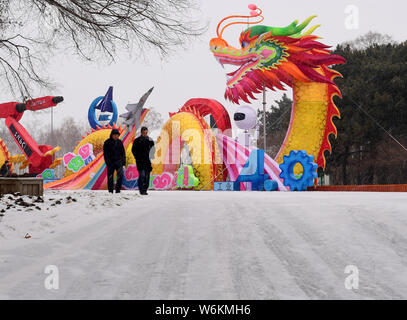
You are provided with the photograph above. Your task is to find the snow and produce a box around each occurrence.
[1,190,407,300]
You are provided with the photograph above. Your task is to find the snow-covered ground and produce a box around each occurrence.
[1,190,407,300]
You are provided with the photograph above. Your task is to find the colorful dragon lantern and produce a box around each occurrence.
[209,4,346,170]
[44,6,345,192]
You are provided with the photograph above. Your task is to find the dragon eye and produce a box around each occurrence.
[241,41,248,48]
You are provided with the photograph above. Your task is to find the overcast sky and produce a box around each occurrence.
[2,0,406,132]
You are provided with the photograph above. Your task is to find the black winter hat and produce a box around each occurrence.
[110,129,120,137]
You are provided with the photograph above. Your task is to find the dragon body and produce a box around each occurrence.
[46,124,137,190]
[210,11,345,170]
[64,124,137,177]
[46,108,149,190]
[152,99,229,190]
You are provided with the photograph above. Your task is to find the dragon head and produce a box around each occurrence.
[210,7,346,104]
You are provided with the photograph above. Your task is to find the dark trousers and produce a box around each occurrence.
[107,165,124,193]
[138,169,150,193]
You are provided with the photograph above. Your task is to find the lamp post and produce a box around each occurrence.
[50,106,55,169]
[262,85,267,153]
[51,106,54,144]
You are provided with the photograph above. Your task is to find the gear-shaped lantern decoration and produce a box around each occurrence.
[279,150,318,191]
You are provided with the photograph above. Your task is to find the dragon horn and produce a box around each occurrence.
[270,15,318,37]
[291,24,321,38]
[302,24,321,36]
[297,15,318,32]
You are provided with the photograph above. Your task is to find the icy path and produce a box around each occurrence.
[1,191,407,299]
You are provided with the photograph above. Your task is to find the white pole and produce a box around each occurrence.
[262,86,267,153]
[51,107,54,145]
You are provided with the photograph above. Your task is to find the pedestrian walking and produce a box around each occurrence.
[132,127,155,195]
[103,129,126,193]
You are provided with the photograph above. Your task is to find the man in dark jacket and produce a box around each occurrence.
[103,129,126,193]
[0,160,10,177]
[132,127,155,195]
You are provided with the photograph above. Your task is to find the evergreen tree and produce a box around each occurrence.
[327,38,407,184]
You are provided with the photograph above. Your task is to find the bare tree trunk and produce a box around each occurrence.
[342,148,349,185]
[0,0,206,98]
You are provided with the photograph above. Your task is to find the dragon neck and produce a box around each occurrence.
[275,68,337,170]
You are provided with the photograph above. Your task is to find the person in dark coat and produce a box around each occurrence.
[103,129,126,193]
[0,160,10,177]
[132,127,155,195]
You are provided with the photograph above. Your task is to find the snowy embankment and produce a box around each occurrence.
[0,191,139,246]
[1,191,407,299]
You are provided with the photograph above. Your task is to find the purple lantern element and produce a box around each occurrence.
[96,86,114,113]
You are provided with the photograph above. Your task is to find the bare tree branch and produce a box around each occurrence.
[0,0,206,98]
